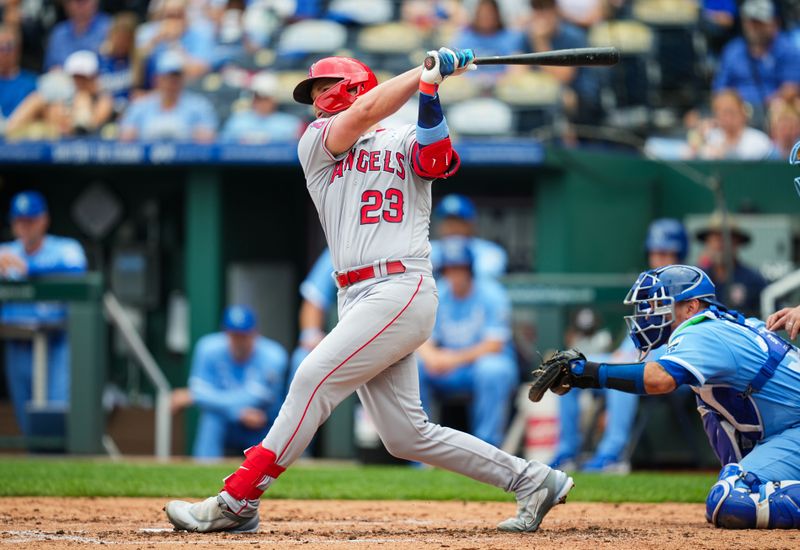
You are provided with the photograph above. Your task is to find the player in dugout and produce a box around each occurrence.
[164,48,573,534]
[530,264,800,529]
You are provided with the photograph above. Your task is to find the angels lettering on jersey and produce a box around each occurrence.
[329,146,407,184]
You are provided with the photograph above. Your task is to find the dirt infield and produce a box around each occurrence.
[0,498,797,549]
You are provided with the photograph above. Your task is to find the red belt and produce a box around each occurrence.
[335,260,406,288]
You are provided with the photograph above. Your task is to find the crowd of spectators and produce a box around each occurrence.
[0,0,799,154]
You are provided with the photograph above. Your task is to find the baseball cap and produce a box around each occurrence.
[222,305,256,332]
[741,0,775,22]
[435,194,476,221]
[64,50,99,77]
[251,72,278,97]
[438,236,474,270]
[156,50,185,75]
[9,190,48,220]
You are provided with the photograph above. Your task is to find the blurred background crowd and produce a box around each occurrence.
[1,0,800,157]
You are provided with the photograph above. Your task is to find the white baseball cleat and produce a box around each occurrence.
[165,493,260,533]
[497,468,574,533]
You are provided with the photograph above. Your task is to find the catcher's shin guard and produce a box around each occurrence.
[223,444,286,501]
[706,464,800,529]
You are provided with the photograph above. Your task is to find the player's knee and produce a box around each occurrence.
[379,418,430,460]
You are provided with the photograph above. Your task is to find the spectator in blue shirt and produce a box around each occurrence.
[0,25,36,123]
[98,12,137,116]
[119,49,217,142]
[221,72,304,144]
[701,0,738,53]
[44,0,111,70]
[417,237,518,447]
[6,50,114,140]
[136,0,215,88]
[171,305,289,459]
[713,0,800,114]
[0,191,87,436]
[453,0,524,84]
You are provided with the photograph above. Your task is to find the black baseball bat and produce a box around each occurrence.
[423,47,619,70]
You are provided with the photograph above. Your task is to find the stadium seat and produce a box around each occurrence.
[495,71,561,107]
[438,75,480,102]
[274,71,310,104]
[632,0,699,26]
[588,20,654,55]
[328,0,394,25]
[276,20,348,55]
[446,98,514,136]
[496,71,563,133]
[357,23,425,54]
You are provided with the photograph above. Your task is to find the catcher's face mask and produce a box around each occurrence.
[790,140,800,197]
[624,271,676,359]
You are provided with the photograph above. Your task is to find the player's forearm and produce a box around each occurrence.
[452,339,503,365]
[416,339,440,363]
[569,360,677,395]
[347,67,422,129]
[190,379,262,416]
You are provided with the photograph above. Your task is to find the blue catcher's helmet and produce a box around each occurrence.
[624,265,716,357]
[437,236,474,272]
[645,218,688,262]
[790,140,800,196]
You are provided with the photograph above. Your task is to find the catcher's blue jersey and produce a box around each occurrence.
[659,312,800,438]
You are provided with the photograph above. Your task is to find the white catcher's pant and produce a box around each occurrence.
[261,272,548,495]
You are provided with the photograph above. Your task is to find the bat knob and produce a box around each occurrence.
[423,56,436,70]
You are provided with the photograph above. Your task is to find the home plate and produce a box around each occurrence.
[139,528,174,533]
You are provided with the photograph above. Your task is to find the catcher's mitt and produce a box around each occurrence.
[528,348,586,402]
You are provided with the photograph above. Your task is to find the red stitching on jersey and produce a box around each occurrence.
[277,275,425,462]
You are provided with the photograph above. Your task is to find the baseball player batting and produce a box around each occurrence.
[164,47,574,534]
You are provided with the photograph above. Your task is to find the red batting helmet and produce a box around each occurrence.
[292,57,378,115]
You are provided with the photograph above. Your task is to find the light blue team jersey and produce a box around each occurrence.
[0,236,87,325]
[120,91,218,141]
[189,332,288,422]
[430,237,507,279]
[220,111,303,143]
[433,277,513,354]
[659,312,800,438]
[299,248,337,311]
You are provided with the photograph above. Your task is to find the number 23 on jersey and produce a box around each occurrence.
[360,189,404,224]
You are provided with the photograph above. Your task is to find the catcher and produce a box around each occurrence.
[530,264,800,529]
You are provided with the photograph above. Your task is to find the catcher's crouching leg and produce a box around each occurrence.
[707,463,800,529]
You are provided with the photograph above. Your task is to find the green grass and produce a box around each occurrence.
[0,458,716,502]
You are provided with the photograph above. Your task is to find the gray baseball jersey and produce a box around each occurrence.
[297,116,432,271]
[228,113,551,510]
